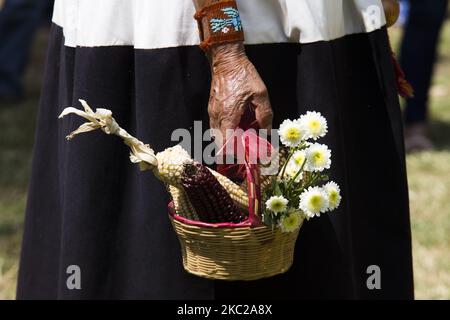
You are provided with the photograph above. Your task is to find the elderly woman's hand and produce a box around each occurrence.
[207,42,273,145]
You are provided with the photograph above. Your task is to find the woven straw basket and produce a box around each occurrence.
[169,211,301,280]
[168,159,302,281]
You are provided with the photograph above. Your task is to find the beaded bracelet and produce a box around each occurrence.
[194,0,245,52]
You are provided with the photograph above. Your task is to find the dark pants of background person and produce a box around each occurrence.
[400,0,448,125]
[0,0,53,98]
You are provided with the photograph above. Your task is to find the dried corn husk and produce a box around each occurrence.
[59,100,249,212]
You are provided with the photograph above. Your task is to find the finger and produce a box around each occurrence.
[252,92,273,131]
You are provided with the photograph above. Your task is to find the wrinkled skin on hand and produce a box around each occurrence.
[382,0,400,28]
[207,42,273,146]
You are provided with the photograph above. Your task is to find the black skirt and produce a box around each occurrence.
[17,24,414,299]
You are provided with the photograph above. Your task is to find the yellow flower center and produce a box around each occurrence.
[285,216,296,227]
[309,195,323,210]
[308,120,320,133]
[311,151,325,165]
[293,154,305,166]
[286,128,301,141]
[272,200,284,211]
[329,191,338,205]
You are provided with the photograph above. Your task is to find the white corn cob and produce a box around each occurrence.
[153,145,193,186]
[155,146,248,211]
[168,185,199,220]
[209,169,248,210]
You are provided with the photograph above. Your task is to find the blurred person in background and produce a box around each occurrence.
[400,0,449,152]
[0,0,53,103]
[398,0,410,26]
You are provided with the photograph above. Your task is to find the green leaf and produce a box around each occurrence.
[274,181,283,196]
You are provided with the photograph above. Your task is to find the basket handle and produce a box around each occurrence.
[243,136,262,226]
[217,106,273,226]
[169,127,272,228]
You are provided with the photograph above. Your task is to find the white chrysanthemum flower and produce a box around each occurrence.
[279,210,304,233]
[265,195,289,214]
[283,162,303,182]
[305,143,331,172]
[291,150,307,168]
[278,119,305,147]
[323,181,342,211]
[299,186,329,218]
[299,111,328,140]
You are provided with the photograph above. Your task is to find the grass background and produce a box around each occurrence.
[0,18,449,300]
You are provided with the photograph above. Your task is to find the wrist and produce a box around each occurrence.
[194,0,245,52]
[209,42,246,72]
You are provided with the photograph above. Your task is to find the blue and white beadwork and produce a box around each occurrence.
[210,7,242,34]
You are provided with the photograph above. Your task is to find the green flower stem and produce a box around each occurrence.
[279,142,306,180]
[301,172,326,191]
[287,158,307,190]
[279,148,294,180]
